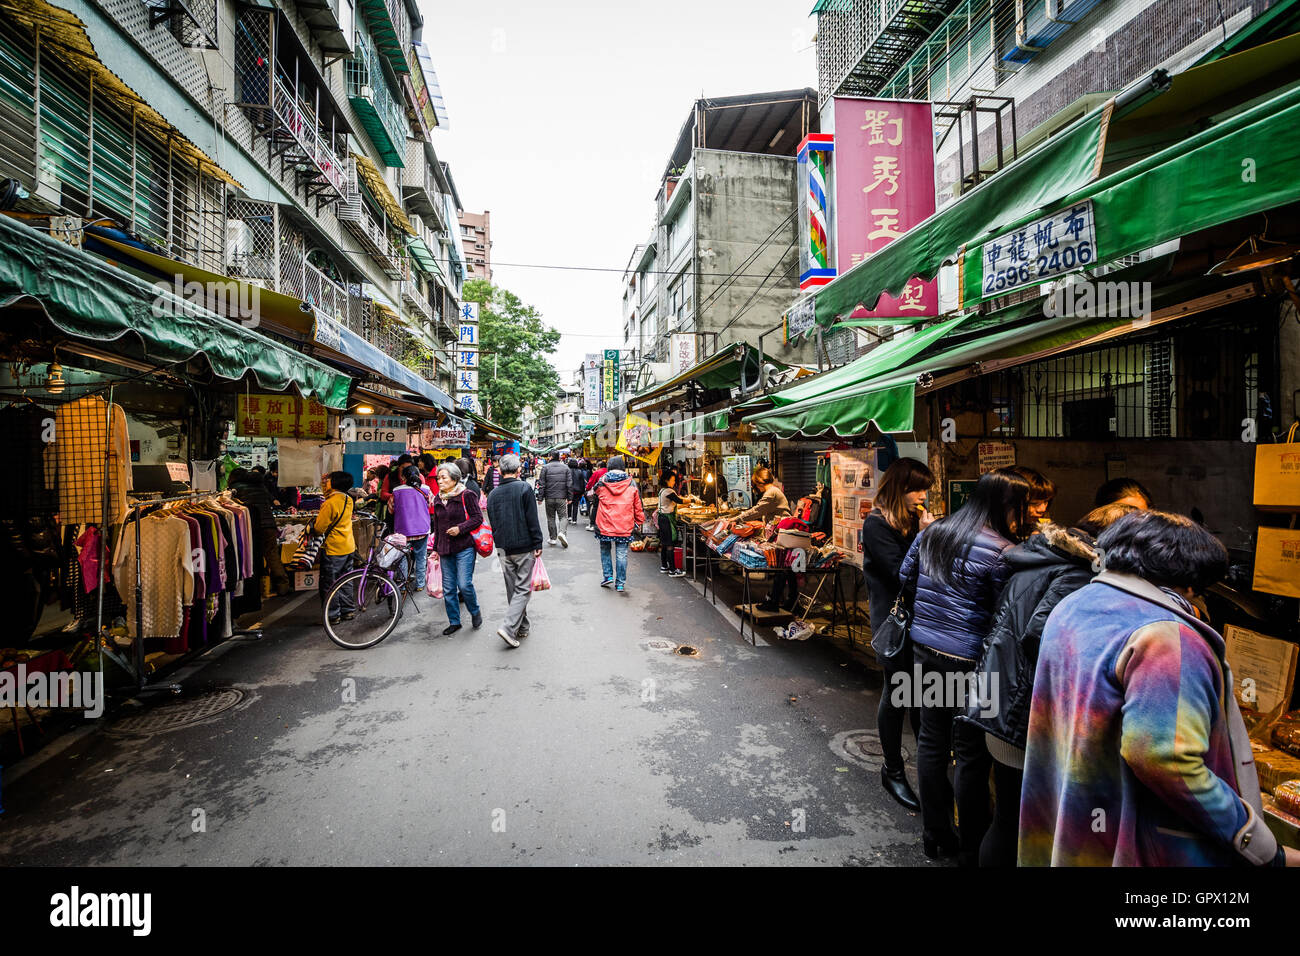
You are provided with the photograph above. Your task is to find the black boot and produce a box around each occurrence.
[881,763,921,812]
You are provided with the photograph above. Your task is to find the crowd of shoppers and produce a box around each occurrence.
[864,459,1295,868]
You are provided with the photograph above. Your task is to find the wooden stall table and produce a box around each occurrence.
[1,649,75,755]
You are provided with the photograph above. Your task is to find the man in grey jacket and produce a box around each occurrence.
[537,451,573,548]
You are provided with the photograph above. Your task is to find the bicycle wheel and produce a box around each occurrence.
[324,567,402,649]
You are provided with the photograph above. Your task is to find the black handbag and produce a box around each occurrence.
[871,555,919,665]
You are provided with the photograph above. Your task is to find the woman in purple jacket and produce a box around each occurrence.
[898,467,1032,863]
[390,465,432,591]
[431,462,484,635]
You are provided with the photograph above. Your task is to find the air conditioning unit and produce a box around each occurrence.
[225,219,253,263]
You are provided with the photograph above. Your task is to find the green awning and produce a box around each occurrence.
[804,97,1114,327]
[0,213,353,408]
[408,237,441,278]
[629,344,785,410]
[647,408,731,442]
[739,312,975,414]
[746,382,916,440]
[744,272,1249,440]
[962,80,1300,303]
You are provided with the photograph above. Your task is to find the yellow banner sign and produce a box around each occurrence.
[237,394,329,439]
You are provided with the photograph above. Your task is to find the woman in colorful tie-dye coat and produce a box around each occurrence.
[1019,510,1295,867]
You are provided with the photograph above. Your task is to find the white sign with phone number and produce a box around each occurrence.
[979,200,1096,298]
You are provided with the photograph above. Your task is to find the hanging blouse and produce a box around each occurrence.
[55,396,131,526]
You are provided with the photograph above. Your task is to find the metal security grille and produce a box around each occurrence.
[815,0,962,105]
[0,19,226,270]
[951,319,1268,442]
[278,222,306,296]
[227,198,276,282]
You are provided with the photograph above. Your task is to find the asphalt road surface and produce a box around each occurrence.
[0,519,932,866]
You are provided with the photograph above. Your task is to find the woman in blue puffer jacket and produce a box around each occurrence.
[897,467,1032,864]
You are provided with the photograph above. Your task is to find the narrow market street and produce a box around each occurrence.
[0,524,928,867]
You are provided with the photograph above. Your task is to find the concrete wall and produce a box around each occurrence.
[925,429,1259,552]
[692,148,815,366]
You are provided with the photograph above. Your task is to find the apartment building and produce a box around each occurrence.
[619,89,820,393]
[459,209,492,283]
[535,384,582,450]
[815,0,1264,207]
[0,0,464,403]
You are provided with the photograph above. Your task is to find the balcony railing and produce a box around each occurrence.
[271,76,348,199]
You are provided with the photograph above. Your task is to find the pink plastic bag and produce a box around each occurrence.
[426,552,443,599]
[530,556,551,592]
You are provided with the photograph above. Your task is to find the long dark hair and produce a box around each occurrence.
[401,464,423,488]
[874,458,934,535]
[918,467,1031,589]
[457,457,478,483]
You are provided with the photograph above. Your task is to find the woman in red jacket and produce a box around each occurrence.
[593,455,643,593]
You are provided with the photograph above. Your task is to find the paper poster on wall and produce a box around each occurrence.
[615,413,662,466]
[977,441,1016,474]
[830,449,875,568]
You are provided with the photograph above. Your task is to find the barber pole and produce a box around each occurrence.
[798,134,836,291]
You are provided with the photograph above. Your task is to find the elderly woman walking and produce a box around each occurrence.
[431,462,484,635]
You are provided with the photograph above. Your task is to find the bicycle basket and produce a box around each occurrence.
[377,533,409,568]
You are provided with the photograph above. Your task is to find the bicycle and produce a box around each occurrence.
[323,513,424,650]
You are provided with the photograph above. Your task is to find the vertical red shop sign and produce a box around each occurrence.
[833,98,937,319]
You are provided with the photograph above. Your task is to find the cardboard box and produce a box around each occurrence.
[294,570,319,591]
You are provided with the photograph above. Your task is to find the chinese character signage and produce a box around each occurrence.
[603,349,619,409]
[457,393,481,414]
[834,97,937,319]
[670,333,696,375]
[797,133,836,290]
[583,353,602,413]
[975,201,1097,300]
[457,369,479,393]
[237,394,329,439]
[420,423,471,448]
[458,347,478,368]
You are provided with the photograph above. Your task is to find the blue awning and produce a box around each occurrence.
[312,309,452,411]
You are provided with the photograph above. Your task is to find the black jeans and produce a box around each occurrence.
[979,758,1023,867]
[913,644,992,861]
[658,513,675,569]
[318,552,355,616]
[762,570,798,609]
[569,490,583,524]
[878,647,922,771]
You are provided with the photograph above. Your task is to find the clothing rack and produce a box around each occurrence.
[124,490,263,694]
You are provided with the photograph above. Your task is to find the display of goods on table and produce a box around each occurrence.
[1272,711,1300,757]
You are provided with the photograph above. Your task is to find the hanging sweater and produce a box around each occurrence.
[113,513,195,640]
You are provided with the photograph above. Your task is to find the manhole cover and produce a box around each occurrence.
[828,729,911,772]
[676,644,700,657]
[106,689,244,737]
[646,640,675,650]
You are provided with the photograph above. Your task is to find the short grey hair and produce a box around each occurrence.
[499,453,521,474]
[436,462,462,482]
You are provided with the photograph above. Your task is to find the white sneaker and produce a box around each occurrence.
[549,539,557,546]
[498,628,520,648]
[558,531,569,548]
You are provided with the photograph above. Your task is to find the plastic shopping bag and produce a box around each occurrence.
[530,556,551,592]
[426,552,443,599]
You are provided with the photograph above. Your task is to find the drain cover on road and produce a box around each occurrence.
[106,689,244,737]
[676,644,700,657]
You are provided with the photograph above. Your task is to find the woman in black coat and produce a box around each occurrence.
[861,458,934,812]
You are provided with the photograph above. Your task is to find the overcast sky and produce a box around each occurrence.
[422,0,818,384]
